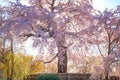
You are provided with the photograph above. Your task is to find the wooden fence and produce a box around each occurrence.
[25,73,91,80]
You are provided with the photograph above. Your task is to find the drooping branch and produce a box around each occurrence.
[44,53,58,64]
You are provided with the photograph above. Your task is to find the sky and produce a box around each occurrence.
[0,0,30,6]
[93,0,120,11]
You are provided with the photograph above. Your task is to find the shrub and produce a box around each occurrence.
[37,74,60,80]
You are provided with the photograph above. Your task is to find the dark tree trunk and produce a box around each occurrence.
[10,38,14,80]
[7,64,10,80]
[56,33,67,73]
[105,70,109,80]
[48,0,68,73]
[58,47,67,73]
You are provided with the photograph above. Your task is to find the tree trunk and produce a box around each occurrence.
[10,53,14,80]
[10,38,14,80]
[58,47,67,73]
[56,33,67,73]
[48,0,68,73]
[7,64,10,80]
[105,70,109,80]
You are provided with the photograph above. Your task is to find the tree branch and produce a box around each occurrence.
[96,44,104,58]
[44,53,58,64]
[110,59,120,65]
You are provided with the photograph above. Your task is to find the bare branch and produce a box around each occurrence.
[44,53,58,64]
[96,44,105,58]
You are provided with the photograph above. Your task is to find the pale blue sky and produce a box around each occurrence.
[0,0,8,6]
[93,0,120,11]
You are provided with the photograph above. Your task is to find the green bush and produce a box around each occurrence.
[37,74,60,80]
